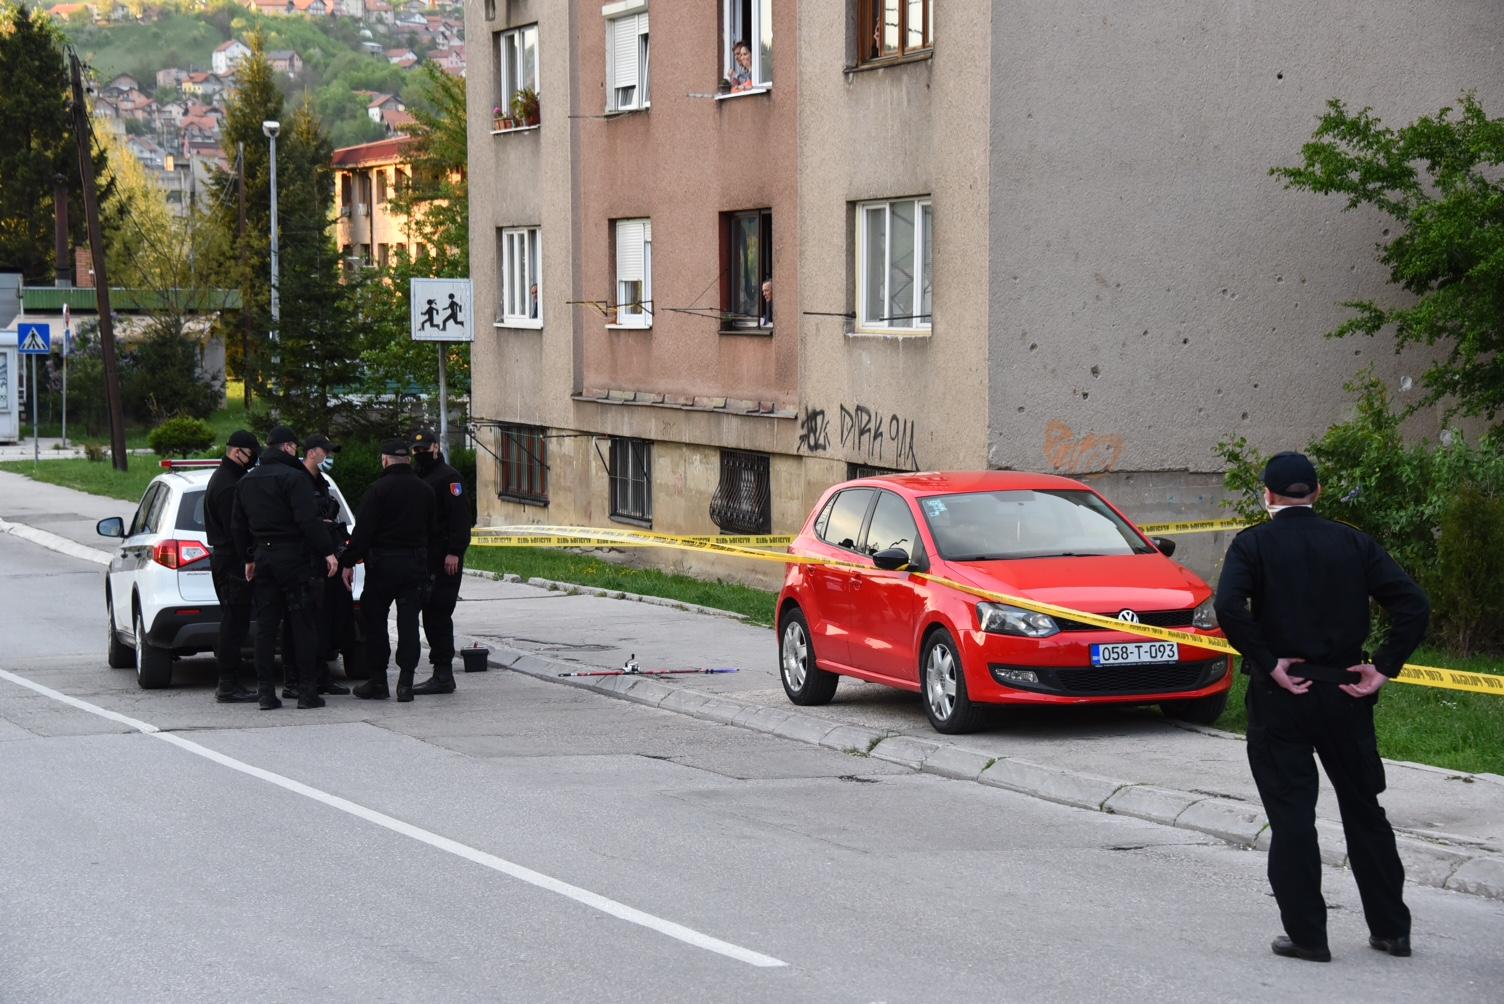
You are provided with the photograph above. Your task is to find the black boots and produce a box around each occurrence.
[216,678,257,704]
[1271,936,1331,963]
[353,677,389,700]
[411,663,456,696]
[258,689,282,711]
[396,669,415,703]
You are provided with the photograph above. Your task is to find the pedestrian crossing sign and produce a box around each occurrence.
[17,323,50,355]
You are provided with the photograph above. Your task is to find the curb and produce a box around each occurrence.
[4,516,1500,903]
[465,568,753,623]
[487,640,1504,903]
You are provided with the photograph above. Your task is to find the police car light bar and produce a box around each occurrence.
[158,460,222,470]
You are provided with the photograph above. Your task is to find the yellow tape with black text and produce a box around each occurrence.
[470,524,1502,697]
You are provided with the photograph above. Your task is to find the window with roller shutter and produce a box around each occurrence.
[605,9,650,112]
[613,218,652,327]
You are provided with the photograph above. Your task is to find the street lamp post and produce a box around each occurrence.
[262,121,280,340]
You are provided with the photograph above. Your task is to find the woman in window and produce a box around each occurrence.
[726,40,754,92]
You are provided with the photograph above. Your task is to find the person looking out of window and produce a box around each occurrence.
[727,41,754,92]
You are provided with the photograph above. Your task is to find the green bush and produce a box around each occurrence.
[1216,371,1504,653]
[148,417,216,458]
[122,325,220,423]
[1432,486,1504,657]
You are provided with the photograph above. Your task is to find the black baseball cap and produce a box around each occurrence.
[227,430,259,451]
[380,438,412,457]
[410,427,438,449]
[1263,451,1319,497]
[303,434,340,453]
[267,425,298,446]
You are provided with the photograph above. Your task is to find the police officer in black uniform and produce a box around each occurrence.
[204,429,260,704]
[341,438,436,703]
[409,427,472,696]
[280,434,353,700]
[1214,452,1429,963]
[231,426,338,710]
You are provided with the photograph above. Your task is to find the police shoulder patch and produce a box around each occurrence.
[449,482,463,497]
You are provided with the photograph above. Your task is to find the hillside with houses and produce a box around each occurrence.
[44,0,463,204]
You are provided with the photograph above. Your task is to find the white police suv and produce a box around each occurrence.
[96,460,363,689]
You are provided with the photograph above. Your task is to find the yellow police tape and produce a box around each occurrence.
[1137,518,1253,535]
[470,524,1503,697]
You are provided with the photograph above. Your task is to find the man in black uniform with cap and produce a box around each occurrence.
[280,434,352,699]
[409,427,472,695]
[204,429,260,703]
[1214,451,1429,963]
[231,426,338,710]
[341,438,436,702]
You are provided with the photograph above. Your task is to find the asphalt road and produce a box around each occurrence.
[2,531,1501,1003]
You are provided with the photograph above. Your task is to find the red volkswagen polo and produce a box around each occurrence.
[775,472,1231,733]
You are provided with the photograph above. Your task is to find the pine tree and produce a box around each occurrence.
[0,2,107,282]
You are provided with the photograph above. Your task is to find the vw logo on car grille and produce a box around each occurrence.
[1117,609,1140,623]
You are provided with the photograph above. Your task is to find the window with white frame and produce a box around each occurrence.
[495,24,539,126]
[605,9,650,112]
[499,226,541,324]
[722,0,771,91]
[609,437,652,523]
[613,218,652,327]
[856,197,932,332]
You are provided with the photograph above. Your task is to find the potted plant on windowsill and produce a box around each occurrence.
[492,105,508,131]
[511,87,540,127]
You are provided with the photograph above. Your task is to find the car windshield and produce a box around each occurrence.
[918,489,1153,560]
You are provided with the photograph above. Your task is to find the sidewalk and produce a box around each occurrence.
[0,437,90,461]
[3,468,1501,900]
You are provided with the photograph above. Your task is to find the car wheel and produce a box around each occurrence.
[922,629,984,734]
[106,589,134,669]
[1160,690,1229,726]
[133,608,173,690]
[779,607,838,705]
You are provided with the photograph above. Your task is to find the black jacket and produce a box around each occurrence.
[1213,507,1429,679]
[417,452,473,562]
[230,449,335,560]
[204,454,249,550]
[342,462,437,566]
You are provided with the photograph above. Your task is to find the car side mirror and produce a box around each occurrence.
[1151,536,1177,557]
[872,547,910,571]
[96,516,125,538]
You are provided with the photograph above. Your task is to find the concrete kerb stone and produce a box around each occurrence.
[919,745,994,782]
[658,689,713,716]
[817,724,888,756]
[1174,798,1269,846]
[980,758,1125,811]
[1398,838,1472,890]
[1102,784,1204,827]
[1445,856,1504,899]
[766,714,839,746]
[868,735,942,769]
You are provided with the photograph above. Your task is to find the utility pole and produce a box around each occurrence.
[237,142,252,409]
[68,50,128,472]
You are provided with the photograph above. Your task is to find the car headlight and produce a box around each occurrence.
[977,602,1059,638]
[1192,597,1218,630]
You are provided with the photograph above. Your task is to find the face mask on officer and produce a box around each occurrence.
[319,456,335,473]
[413,449,437,474]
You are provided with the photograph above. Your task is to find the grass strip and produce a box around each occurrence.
[0,457,159,503]
[466,546,778,627]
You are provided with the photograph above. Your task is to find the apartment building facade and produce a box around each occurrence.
[466,2,1503,578]
[333,136,421,269]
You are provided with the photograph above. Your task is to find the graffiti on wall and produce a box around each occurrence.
[1043,419,1124,474]
[796,403,920,470]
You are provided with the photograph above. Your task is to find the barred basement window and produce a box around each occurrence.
[847,463,902,480]
[497,424,548,504]
[709,450,771,534]
[609,437,652,523]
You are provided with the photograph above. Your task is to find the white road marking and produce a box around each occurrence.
[0,517,113,566]
[0,666,788,969]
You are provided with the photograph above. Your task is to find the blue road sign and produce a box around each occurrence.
[17,323,51,354]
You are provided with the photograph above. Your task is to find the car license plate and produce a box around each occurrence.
[1091,642,1179,666]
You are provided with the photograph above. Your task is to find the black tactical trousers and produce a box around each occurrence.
[252,544,318,700]
[362,550,428,683]
[422,562,463,668]
[1246,680,1410,949]
[210,549,252,691]
[282,561,347,686]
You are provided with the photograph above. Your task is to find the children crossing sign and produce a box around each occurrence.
[17,323,50,354]
[410,279,473,343]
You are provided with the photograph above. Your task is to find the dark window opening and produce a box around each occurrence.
[710,450,771,534]
[722,208,772,330]
[497,424,548,504]
[609,438,652,523]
